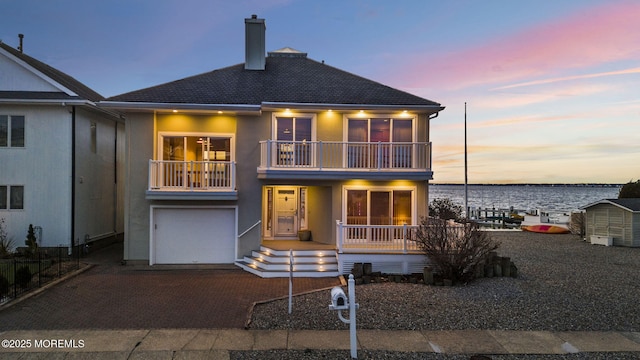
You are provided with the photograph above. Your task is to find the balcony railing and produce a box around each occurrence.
[148,160,236,191]
[259,140,431,171]
[336,221,422,254]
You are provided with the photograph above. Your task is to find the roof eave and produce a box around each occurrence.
[261,101,445,114]
[581,199,640,213]
[0,98,89,106]
[98,101,262,115]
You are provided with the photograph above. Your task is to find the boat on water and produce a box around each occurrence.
[520,211,570,234]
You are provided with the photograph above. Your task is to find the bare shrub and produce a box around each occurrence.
[570,211,586,239]
[429,198,463,222]
[414,217,500,283]
[0,218,15,258]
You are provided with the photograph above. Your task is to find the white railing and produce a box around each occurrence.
[148,160,236,191]
[336,220,422,254]
[259,140,431,171]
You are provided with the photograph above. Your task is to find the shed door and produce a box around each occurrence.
[152,208,235,264]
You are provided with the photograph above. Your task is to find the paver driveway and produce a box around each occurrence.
[0,242,341,330]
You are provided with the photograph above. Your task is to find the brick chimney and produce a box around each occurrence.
[244,15,266,70]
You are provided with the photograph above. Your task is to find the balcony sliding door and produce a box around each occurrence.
[347,118,414,169]
[276,117,312,166]
[158,134,232,189]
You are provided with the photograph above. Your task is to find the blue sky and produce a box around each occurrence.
[2,0,638,184]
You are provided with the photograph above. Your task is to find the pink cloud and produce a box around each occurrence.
[393,1,640,91]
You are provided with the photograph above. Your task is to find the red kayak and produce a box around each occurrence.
[521,224,570,234]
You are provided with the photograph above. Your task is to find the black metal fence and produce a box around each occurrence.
[0,245,82,304]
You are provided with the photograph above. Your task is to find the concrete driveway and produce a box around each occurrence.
[0,242,341,330]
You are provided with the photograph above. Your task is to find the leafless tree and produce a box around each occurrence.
[414,217,500,283]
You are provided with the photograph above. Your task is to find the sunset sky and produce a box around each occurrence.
[2,0,638,184]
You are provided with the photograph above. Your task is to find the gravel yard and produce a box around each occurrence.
[249,232,640,332]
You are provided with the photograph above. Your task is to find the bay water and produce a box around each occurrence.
[429,184,621,216]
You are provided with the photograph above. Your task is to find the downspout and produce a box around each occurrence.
[113,122,117,236]
[426,111,440,219]
[71,106,76,250]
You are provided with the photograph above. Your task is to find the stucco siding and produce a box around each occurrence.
[236,114,268,257]
[74,106,123,245]
[307,185,332,244]
[124,112,154,261]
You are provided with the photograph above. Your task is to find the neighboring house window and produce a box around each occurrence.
[0,185,24,210]
[90,122,97,153]
[274,115,314,166]
[0,115,25,147]
[346,117,413,168]
[345,188,413,226]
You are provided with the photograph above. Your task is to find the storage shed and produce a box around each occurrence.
[581,199,640,247]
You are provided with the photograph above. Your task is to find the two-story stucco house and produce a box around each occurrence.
[0,40,125,251]
[101,16,444,277]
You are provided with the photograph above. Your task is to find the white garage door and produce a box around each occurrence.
[152,207,236,264]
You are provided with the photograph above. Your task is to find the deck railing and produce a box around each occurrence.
[336,221,422,254]
[335,220,468,254]
[259,140,431,171]
[148,160,236,191]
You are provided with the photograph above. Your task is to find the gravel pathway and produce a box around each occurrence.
[249,232,640,332]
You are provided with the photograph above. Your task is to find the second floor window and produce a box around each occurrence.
[0,115,25,147]
[347,118,414,169]
[161,135,232,162]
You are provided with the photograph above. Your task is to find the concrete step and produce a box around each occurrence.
[250,250,337,264]
[236,261,340,278]
[237,245,340,278]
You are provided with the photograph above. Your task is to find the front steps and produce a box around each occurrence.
[236,245,340,278]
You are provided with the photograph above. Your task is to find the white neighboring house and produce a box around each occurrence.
[0,40,124,251]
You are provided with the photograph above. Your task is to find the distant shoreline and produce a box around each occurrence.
[430,183,622,187]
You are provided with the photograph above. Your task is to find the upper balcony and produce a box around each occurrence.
[257,140,432,180]
[146,160,237,200]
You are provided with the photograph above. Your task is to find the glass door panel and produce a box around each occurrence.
[370,119,390,168]
[294,117,312,166]
[346,189,368,241]
[393,191,412,225]
[370,191,391,241]
[392,119,412,168]
[276,118,294,166]
[347,119,368,168]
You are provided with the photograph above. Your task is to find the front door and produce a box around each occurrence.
[275,188,298,237]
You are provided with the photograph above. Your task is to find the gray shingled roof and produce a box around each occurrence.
[583,198,640,212]
[0,42,103,102]
[107,54,441,108]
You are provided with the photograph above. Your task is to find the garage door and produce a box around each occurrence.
[152,207,236,264]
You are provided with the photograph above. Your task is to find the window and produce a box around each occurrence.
[345,188,413,225]
[0,185,24,210]
[346,117,413,168]
[274,115,313,166]
[161,135,232,162]
[0,115,25,148]
[90,122,97,153]
[158,133,234,188]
